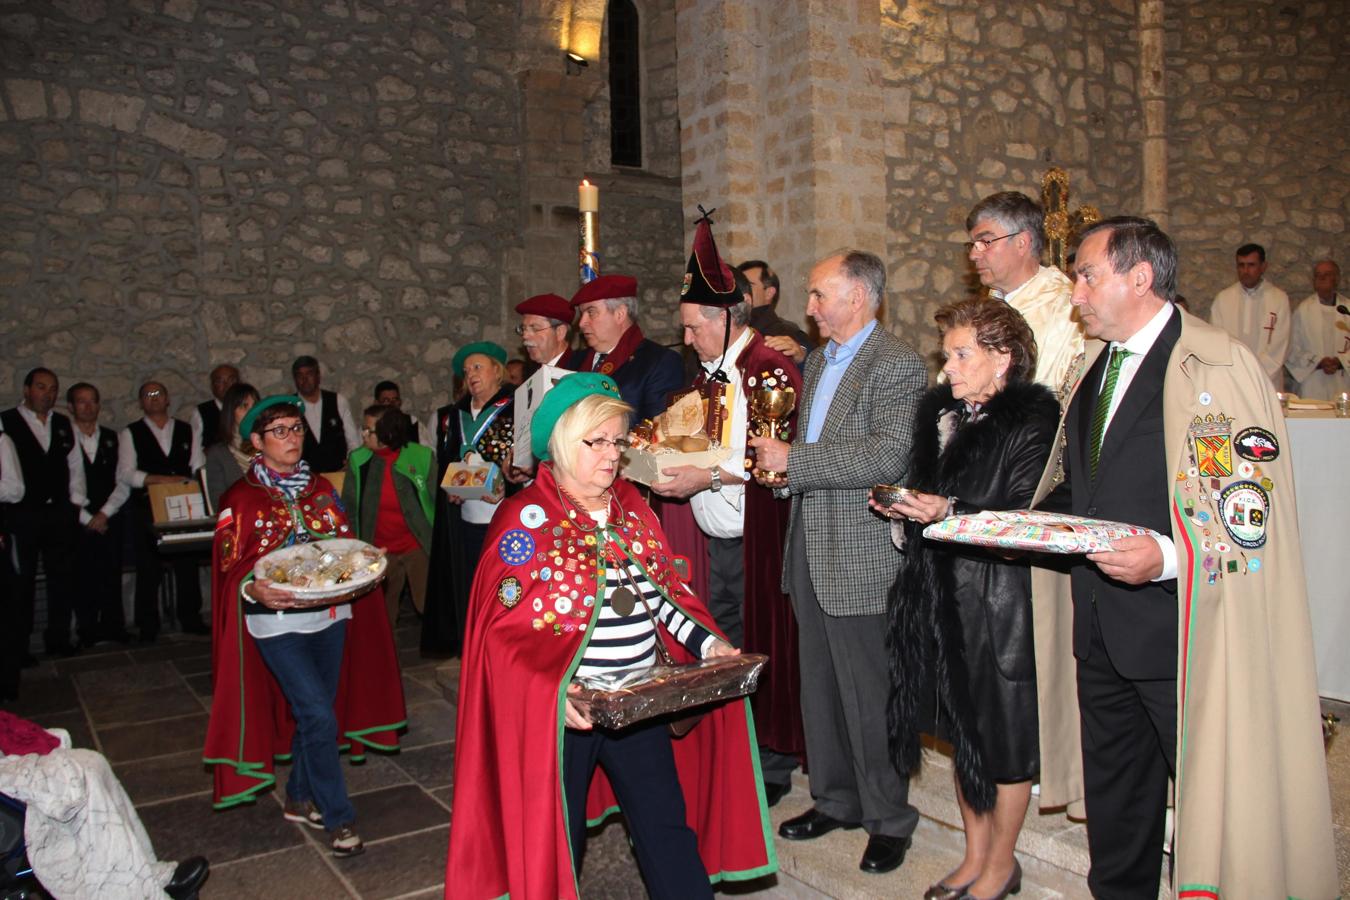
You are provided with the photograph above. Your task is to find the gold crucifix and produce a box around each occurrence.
[1041,167,1101,273]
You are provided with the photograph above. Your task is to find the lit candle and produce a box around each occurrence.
[578,179,599,213]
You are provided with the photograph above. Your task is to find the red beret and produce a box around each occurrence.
[515,293,573,323]
[570,274,638,308]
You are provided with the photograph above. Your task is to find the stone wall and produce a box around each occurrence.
[1165,0,1349,314]
[0,0,528,424]
[879,0,1143,367]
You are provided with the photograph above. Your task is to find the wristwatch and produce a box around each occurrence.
[709,467,723,492]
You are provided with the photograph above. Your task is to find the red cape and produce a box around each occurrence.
[445,464,776,899]
[203,470,407,809]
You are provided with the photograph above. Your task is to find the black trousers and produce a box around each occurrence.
[10,503,78,653]
[705,535,744,648]
[74,514,126,642]
[131,504,203,636]
[0,531,20,695]
[1078,606,1176,899]
[563,722,713,900]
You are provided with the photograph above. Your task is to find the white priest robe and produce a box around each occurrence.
[996,264,1083,397]
[1209,279,1290,388]
[1286,292,1350,398]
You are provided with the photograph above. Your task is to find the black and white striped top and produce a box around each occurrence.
[575,553,713,679]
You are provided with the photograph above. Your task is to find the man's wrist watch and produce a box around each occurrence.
[709,467,722,492]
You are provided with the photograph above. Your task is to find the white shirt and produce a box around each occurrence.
[300,391,360,454]
[188,398,222,451]
[0,433,24,503]
[689,327,753,540]
[1286,293,1350,399]
[117,416,205,488]
[11,405,86,511]
[75,425,132,520]
[1098,301,1177,582]
[1209,279,1290,388]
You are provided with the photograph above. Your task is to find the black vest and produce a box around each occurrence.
[300,390,348,473]
[0,407,76,509]
[197,399,221,447]
[127,419,193,486]
[80,425,121,512]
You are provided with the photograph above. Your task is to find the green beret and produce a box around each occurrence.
[240,394,304,441]
[452,341,508,374]
[531,372,622,462]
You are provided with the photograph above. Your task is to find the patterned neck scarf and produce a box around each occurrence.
[250,456,312,501]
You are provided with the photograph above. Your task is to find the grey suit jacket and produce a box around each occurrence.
[782,323,926,616]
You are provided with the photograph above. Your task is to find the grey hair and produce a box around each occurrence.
[832,249,886,311]
[965,191,1047,258]
[603,295,638,323]
[1078,215,1178,303]
[1312,258,1340,277]
[697,300,751,327]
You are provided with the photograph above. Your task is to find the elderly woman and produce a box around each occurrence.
[203,396,406,858]
[446,373,775,899]
[877,299,1059,900]
[423,341,516,655]
[202,382,259,511]
[342,405,436,627]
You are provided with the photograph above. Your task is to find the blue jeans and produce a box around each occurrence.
[252,620,355,830]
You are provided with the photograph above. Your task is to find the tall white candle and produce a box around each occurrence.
[578,179,599,213]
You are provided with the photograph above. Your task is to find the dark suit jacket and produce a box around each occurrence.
[1044,310,1180,680]
[610,339,684,423]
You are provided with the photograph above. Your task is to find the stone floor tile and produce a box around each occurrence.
[54,650,136,677]
[87,684,205,727]
[399,700,455,748]
[97,712,208,763]
[171,652,215,677]
[578,819,645,899]
[139,792,305,868]
[326,750,413,796]
[40,708,96,750]
[347,783,448,842]
[75,660,182,698]
[400,675,442,705]
[334,825,447,899]
[428,787,452,812]
[1,674,79,717]
[184,671,213,699]
[114,750,212,805]
[201,845,355,899]
[390,741,453,791]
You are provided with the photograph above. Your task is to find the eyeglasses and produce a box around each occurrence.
[965,231,1023,253]
[361,427,376,435]
[515,323,554,336]
[261,423,307,439]
[580,437,631,453]
[141,389,164,399]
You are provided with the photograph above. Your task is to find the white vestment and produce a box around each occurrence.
[1286,293,1350,399]
[997,265,1083,396]
[1209,279,1290,388]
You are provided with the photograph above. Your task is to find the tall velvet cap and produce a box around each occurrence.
[451,341,508,375]
[530,372,623,462]
[239,394,304,441]
[515,293,574,324]
[680,206,739,307]
[570,274,638,309]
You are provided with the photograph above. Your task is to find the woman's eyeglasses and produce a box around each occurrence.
[261,423,307,439]
[580,437,631,452]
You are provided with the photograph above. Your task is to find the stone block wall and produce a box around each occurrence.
[0,0,529,423]
[1165,0,1349,313]
[879,0,1143,366]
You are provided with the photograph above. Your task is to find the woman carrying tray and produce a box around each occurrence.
[446,373,776,899]
[203,395,406,858]
[873,299,1058,900]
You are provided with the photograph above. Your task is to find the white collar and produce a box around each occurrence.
[1116,302,1175,357]
[701,326,753,376]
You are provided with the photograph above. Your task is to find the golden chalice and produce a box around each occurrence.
[749,387,796,482]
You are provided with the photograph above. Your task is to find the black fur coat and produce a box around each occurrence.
[884,380,1059,812]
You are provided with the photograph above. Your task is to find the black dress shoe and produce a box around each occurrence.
[859,833,911,874]
[778,808,860,841]
[764,780,791,808]
[165,855,209,899]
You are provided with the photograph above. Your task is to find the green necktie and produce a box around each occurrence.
[1089,347,1132,476]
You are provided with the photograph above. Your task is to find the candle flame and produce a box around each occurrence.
[582,179,590,186]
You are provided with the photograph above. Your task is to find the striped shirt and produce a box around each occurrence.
[575,514,713,679]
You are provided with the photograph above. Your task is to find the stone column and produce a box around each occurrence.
[676,0,889,325]
[1139,0,1167,227]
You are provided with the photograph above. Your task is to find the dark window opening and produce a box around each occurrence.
[608,0,642,168]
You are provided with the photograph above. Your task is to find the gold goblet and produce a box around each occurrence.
[749,387,796,483]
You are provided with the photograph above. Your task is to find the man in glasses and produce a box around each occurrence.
[118,380,207,641]
[966,191,1083,397]
[513,292,577,372]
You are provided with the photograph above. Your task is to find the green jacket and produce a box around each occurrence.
[342,443,436,553]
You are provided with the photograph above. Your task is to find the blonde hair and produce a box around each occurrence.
[549,393,633,479]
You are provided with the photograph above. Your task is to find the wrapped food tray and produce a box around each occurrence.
[253,538,387,605]
[923,509,1158,554]
[570,653,768,730]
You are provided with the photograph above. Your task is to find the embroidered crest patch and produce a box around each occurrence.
[1234,426,1279,462]
[1189,414,1234,478]
[497,577,522,609]
[497,529,536,565]
[1219,480,1269,549]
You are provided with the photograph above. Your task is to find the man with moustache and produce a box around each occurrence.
[569,275,683,422]
[514,293,577,371]
[118,381,207,641]
[1,367,87,659]
[68,382,131,645]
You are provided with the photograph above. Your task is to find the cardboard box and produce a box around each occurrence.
[513,363,572,469]
[440,458,503,499]
[148,481,213,528]
[620,444,734,487]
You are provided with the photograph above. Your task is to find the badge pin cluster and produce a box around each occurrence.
[1182,408,1277,584]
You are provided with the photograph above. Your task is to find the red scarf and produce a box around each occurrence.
[575,323,646,375]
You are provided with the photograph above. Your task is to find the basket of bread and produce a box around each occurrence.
[622,388,735,486]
